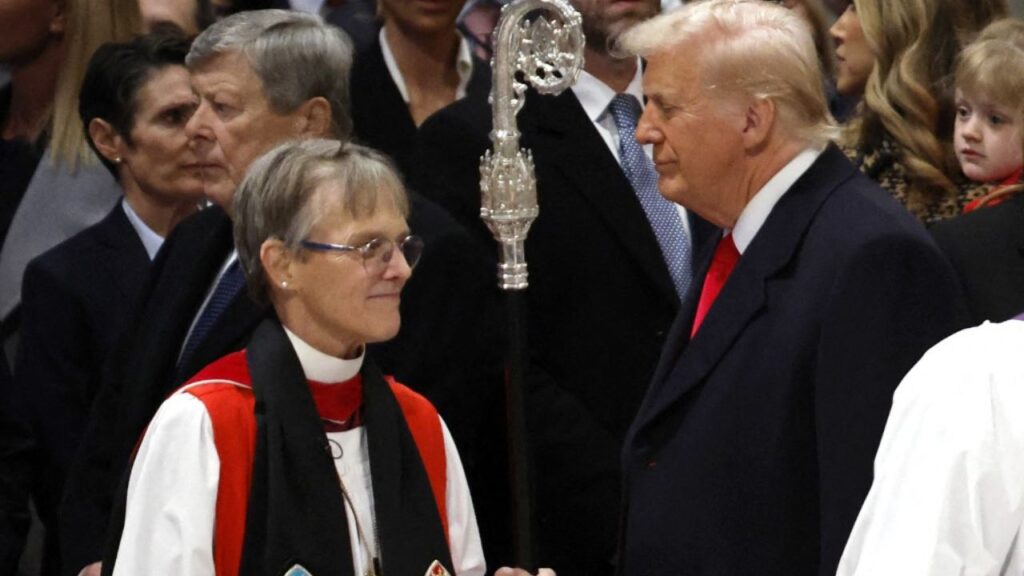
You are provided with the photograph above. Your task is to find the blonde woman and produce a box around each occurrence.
[0,0,141,336]
[830,0,1006,224]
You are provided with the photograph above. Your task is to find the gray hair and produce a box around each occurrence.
[233,139,409,302]
[186,9,353,139]
[618,0,838,145]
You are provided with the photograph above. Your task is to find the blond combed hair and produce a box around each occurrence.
[954,18,1024,208]
[618,0,837,147]
[49,0,142,170]
[847,0,1006,211]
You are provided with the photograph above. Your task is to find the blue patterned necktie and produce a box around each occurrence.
[178,259,246,372]
[608,93,693,300]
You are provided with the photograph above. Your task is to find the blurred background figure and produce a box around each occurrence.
[931,19,1024,325]
[138,0,216,34]
[832,0,1007,224]
[770,0,858,120]
[457,0,503,60]
[0,7,68,564]
[11,31,202,576]
[349,0,490,177]
[0,0,142,345]
[225,0,380,58]
[0,0,141,573]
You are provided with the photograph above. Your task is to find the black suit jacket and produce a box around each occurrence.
[621,146,968,576]
[59,206,266,574]
[412,88,717,574]
[930,193,1024,324]
[350,33,491,178]
[60,195,498,574]
[13,203,149,575]
[267,0,378,52]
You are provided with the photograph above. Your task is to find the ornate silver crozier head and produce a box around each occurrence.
[480,0,584,290]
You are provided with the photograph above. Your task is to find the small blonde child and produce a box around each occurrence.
[954,19,1024,213]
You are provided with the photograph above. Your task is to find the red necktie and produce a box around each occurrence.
[691,234,740,338]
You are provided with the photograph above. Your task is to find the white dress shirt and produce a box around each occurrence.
[121,199,164,260]
[729,145,824,253]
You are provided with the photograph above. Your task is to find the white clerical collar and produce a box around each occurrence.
[283,326,364,383]
[121,199,164,260]
[379,26,475,103]
[730,145,825,254]
[572,61,645,124]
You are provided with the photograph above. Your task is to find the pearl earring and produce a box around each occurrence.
[280,281,288,288]
[114,157,122,164]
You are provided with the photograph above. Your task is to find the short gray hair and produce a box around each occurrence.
[186,9,353,139]
[618,0,837,145]
[233,139,409,302]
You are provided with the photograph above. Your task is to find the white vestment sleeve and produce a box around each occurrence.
[837,321,1024,576]
[111,393,220,576]
[441,418,486,576]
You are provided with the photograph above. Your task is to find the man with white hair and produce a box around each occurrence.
[617,1,966,574]
[412,0,717,571]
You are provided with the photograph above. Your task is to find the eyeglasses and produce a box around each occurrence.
[300,235,425,274]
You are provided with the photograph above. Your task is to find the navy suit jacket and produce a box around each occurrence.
[621,146,968,576]
[60,205,265,575]
[413,87,717,574]
[14,203,149,575]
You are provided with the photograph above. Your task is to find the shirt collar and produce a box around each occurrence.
[121,199,164,260]
[731,145,825,254]
[289,0,325,14]
[379,27,475,103]
[571,60,645,123]
[284,326,365,383]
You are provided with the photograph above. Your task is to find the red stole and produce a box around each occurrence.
[182,351,448,576]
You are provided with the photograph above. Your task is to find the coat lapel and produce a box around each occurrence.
[526,90,679,305]
[631,146,858,436]
[93,204,151,302]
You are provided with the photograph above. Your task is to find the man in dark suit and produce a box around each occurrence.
[616,2,967,575]
[411,0,715,571]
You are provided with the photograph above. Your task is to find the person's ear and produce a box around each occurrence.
[260,238,297,292]
[88,118,126,167]
[50,0,67,36]
[740,97,776,151]
[296,97,332,138]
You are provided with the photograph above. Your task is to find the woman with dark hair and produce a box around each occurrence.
[11,30,202,574]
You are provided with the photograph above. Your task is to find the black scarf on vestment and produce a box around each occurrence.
[103,317,453,575]
[239,317,453,575]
